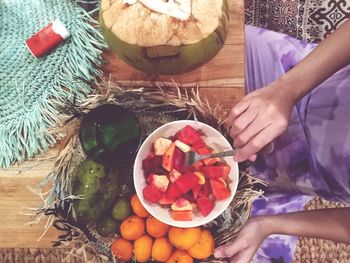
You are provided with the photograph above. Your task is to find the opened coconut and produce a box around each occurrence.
[100,0,229,75]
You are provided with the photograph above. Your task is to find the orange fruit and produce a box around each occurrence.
[110,238,133,261]
[187,229,214,260]
[168,227,201,249]
[134,234,153,262]
[120,215,145,240]
[131,194,150,217]
[146,216,170,238]
[166,249,193,263]
[151,237,173,262]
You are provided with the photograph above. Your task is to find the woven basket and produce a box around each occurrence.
[33,81,263,262]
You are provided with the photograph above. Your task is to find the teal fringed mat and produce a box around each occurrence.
[0,0,106,167]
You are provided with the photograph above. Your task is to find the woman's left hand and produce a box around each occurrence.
[214,217,270,263]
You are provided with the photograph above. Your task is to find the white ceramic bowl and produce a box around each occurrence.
[133,120,239,228]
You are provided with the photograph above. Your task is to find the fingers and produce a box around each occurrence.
[226,101,251,134]
[233,124,281,162]
[214,239,247,259]
[229,108,258,139]
[229,247,256,263]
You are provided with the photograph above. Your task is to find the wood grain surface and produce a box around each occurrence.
[0,0,244,248]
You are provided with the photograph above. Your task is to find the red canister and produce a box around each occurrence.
[25,19,70,58]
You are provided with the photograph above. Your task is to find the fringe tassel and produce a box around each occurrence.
[0,3,106,168]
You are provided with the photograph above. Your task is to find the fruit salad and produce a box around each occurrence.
[142,125,231,221]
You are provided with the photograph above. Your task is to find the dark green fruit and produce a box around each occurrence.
[71,160,119,225]
[111,198,131,221]
[79,104,141,165]
[96,217,119,237]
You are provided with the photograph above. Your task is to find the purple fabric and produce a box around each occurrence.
[245,25,350,263]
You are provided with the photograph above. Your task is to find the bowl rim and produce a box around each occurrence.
[133,119,239,228]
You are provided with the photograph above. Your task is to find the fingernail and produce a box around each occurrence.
[214,250,222,258]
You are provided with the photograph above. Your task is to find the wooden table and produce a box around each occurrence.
[0,0,244,249]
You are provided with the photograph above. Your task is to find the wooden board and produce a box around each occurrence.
[0,0,244,248]
[105,0,244,107]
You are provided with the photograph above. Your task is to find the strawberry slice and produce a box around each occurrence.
[210,179,231,200]
[173,147,185,172]
[171,210,192,221]
[143,183,163,203]
[175,172,200,194]
[202,165,231,180]
[197,196,214,216]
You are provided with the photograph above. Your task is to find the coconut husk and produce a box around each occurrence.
[32,80,264,262]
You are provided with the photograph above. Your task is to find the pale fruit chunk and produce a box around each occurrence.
[171,198,192,211]
[169,169,182,183]
[148,174,170,192]
[194,172,205,185]
[154,137,173,156]
[174,140,191,153]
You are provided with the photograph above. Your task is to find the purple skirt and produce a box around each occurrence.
[246,25,350,262]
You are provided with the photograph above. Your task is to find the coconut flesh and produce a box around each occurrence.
[100,0,229,75]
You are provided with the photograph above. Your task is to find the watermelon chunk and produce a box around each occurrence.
[165,183,182,200]
[197,196,214,216]
[142,155,166,175]
[202,165,231,180]
[210,179,231,200]
[159,194,176,205]
[162,143,176,171]
[171,210,192,221]
[175,172,200,194]
[175,125,202,146]
[143,184,163,203]
[169,169,182,183]
[192,138,206,151]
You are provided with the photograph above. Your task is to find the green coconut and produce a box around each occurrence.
[100,0,229,75]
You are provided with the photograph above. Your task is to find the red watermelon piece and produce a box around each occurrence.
[143,184,163,203]
[202,165,231,180]
[175,172,200,194]
[173,147,185,172]
[197,197,214,216]
[210,179,231,200]
[175,125,202,146]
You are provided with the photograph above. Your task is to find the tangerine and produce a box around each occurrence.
[168,227,201,249]
[146,216,170,238]
[134,234,153,262]
[151,237,173,262]
[187,229,214,259]
[131,194,150,217]
[120,215,145,240]
[166,249,193,263]
[110,238,133,261]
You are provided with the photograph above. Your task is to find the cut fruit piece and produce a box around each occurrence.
[162,143,176,171]
[194,172,205,185]
[192,185,201,199]
[147,174,170,192]
[171,210,192,221]
[169,169,182,183]
[174,140,191,152]
[202,165,231,180]
[175,126,202,146]
[166,183,183,200]
[175,172,200,194]
[143,183,163,203]
[201,180,212,197]
[197,197,214,216]
[173,147,185,172]
[154,137,173,156]
[210,179,231,201]
[171,198,192,211]
[192,160,204,170]
[192,138,206,151]
[143,155,166,175]
[159,194,176,205]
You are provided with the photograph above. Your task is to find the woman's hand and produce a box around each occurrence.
[214,217,270,263]
[227,79,295,162]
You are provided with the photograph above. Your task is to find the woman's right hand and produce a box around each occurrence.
[226,78,296,162]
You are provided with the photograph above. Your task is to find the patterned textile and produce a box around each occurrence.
[0,0,105,167]
[245,0,350,43]
[245,25,350,262]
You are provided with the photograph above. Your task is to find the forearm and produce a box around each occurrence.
[280,19,350,103]
[261,208,350,244]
